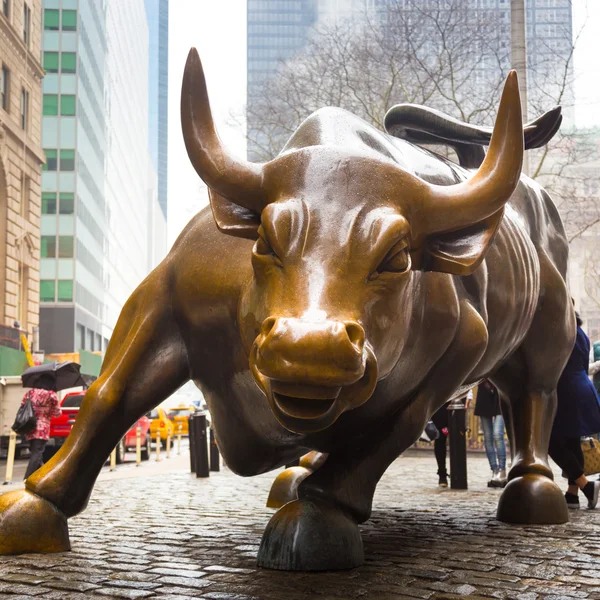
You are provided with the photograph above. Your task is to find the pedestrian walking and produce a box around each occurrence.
[431,390,472,487]
[549,313,600,510]
[474,379,507,488]
[21,388,61,479]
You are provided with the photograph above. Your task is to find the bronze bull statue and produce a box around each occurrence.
[0,49,575,571]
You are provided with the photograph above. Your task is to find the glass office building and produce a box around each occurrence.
[40,0,108,354]
[247,0,574,157]
[39,0,165,354]
[145,0,168,221]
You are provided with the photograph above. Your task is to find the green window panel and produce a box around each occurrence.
[59,192,75,214]
[42,192,57,214]
[61,52,76,74]
[57,280,73,302]
[58,236,74,258]
[43,52,59,73]
[40,280,56,303]
[43,94,58,116]
[41,236,57,258]
[62,9,77,31]
[44,8,59,30]
[60,94,76,116]
[59,149,75,171]
[43,149,57,171]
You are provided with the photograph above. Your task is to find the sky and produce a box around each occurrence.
[167,0,600,247]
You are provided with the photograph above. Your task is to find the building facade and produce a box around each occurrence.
[39,0,165,355]
[39,0,107,354]
[0,0,44,344]
[145,0,168,222]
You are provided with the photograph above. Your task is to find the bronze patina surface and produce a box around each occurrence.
[0,49,574,570]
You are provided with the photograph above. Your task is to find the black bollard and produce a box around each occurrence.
[209,427,220,472]
[448,397,468,490]
[188,414,196,474]
[193,413,209,478]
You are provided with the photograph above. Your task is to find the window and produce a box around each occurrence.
[20,173,30,217]
[2,0,9,18]
[42,192,57,214]
[61,53,76,74]
[0,65,8,111]
[43,149,57,171]
[44,8,59,30]
[23,3,31,47]
[20,88,28,130]
[62,9,76,31]
[59,192,74,214]
[60,95,75,116]
[43,52,59,73]
[40,280,56,302]
[41,236,56,258]
[59,149,75,171]
[58,236,74,258]
[57,280,73,302]
[43,93,58,116]
[87,328,94,351]
[77,323,85,350]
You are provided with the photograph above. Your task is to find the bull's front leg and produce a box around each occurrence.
[258,301,488,571]
[0,270,189,555]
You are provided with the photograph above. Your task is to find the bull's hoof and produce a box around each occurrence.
[0,490,70,554]
[266,466,311,509]
[257,498,363,571]
[496,474,568,524]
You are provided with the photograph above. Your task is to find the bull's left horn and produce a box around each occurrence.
[181,48,266,212]
[422,71,523,234]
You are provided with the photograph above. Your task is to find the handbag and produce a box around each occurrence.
[419,420,440,443]
[12,394,37,435]
[581,437,600,476]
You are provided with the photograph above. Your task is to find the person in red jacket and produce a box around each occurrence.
[21,388,61,479]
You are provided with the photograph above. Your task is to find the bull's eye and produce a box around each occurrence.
[376,244,411,276]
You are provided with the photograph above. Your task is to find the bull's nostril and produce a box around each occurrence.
[261,316,277,337]
[344,321,365,350]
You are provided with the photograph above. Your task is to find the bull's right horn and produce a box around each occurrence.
[181,48,267,213]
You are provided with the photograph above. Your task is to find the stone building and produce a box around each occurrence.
[0,0,44,345]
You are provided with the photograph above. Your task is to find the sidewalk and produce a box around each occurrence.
[1,448,600,599]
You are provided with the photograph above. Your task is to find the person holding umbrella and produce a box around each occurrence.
[20,361,86,479]
[20,387,61,479]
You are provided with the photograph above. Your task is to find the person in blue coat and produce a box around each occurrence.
[549,313,600,510]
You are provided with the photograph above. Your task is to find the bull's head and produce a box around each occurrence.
[181,48,523,434]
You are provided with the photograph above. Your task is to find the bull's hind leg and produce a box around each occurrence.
[0,269,189,554]
[495,254,574,524]
[258,300,488,570]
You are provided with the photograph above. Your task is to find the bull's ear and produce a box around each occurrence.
[416,210,503,276]
[208,188,261,240]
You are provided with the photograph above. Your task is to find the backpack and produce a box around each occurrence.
[12,392,37,435]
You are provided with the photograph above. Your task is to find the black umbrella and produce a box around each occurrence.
[21,361,87,391]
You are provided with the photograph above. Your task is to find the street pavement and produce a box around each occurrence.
[1,446,600,599]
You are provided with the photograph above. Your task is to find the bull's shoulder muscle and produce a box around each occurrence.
[167,207,253,323]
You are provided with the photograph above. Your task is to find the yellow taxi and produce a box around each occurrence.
[167,405,196,436]
[148,407,175,446]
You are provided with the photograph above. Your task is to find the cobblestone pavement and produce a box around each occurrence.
[2,448,600,599]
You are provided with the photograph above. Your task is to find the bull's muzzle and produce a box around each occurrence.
[250,317,378,434]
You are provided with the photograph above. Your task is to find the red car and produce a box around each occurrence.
[46,391,152,463]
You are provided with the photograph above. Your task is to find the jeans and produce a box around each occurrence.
[24,439,47,479]
[480,415,506,471]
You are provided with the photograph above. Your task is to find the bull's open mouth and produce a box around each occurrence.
[273,393,337,419]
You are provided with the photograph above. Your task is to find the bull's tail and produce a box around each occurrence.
[384,104,562,169]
